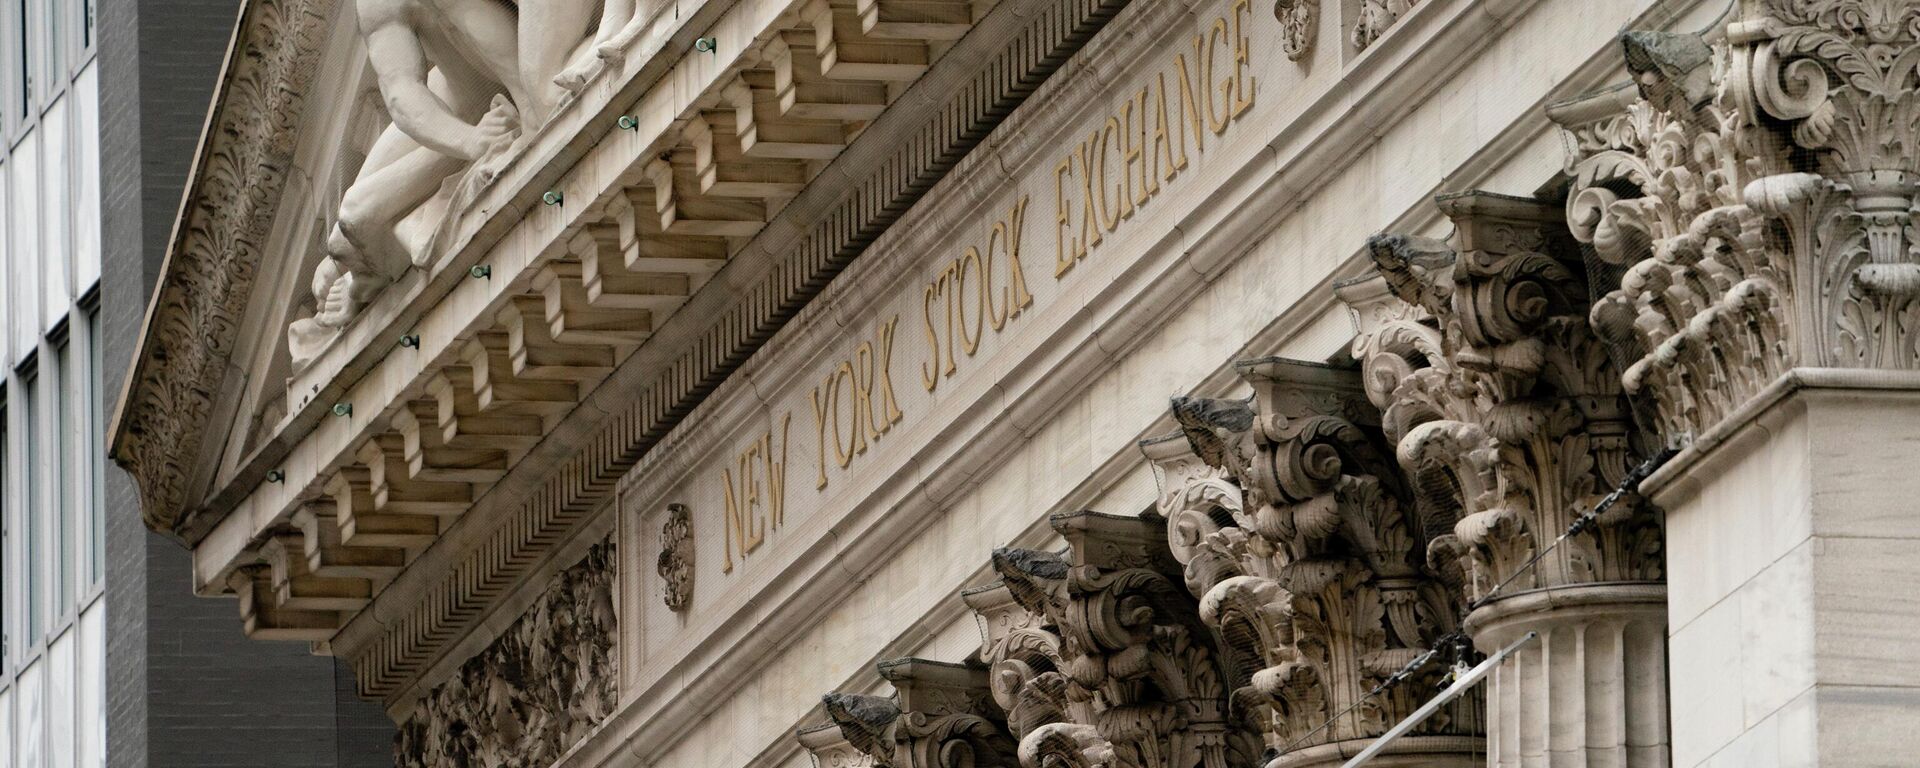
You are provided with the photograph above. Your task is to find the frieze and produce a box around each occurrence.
[395,539,616,768]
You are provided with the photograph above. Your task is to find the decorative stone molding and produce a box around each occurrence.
[394,540,616,768]
[110,0,333,537]
[658,503,694,612]
[1275,0,1318,61]
[1143,358,1479,763]
[1336,190,1670,766]
[1351,0,1418,52]
[1557,2,1920,444]
[1344,192,1663,603]
[980,512,1256,768]
[808,659,1018,768]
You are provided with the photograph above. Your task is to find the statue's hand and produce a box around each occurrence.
[469,95,521,160]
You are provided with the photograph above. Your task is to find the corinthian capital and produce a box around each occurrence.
[1144,359,1477,759]
[1558,3,1920,441]
[1342,192,1661,605]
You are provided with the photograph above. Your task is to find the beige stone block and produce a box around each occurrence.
[1812,536,1920,689]
[1671,596,1747,768]
[1806,392,1920,541]
[1812,685,1920,767]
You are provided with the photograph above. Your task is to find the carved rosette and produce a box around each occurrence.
[658,503,695,611]
[1144,359,1478,759]
[395,540,617,768]
[1339,193,1663,605]
[1558,2,1920,442]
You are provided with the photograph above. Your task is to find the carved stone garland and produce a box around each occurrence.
[1350,0,1418,52]
[1339,191,1668,765]
[1275,0,1318,62]
[1142,358,1480,767]
[1559,2,1920,444]
[659,503,694,611]
[395,540,617,768]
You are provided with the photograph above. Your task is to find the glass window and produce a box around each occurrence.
[69,67,97,293]
[1,392,8,665]
[52,337,70,617]
[39,0,57,91]
[45,632,68,768]
[78,602,101,768]
[16,0,31,116]
[9,129,40,358]
[83,311,97,587]
[39,97,67,326]
[18,364,37,647]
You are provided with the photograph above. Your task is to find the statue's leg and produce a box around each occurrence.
[556,0,633,91]
[431,0,533,119]
[599,0,671,61]
[336,136,465,277]
[515,0,599,125]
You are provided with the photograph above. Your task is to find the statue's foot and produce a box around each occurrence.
[595,39,628,68]
[554,58,600,93]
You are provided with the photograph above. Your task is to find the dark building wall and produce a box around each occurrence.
[96,0,394,764]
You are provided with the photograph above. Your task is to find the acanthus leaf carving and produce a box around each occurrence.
[1340,192,1663,606]
[1558,3,1920,441]
[658,502,695,611]
[1146,358,1478,759]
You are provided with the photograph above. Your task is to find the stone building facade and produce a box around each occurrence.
[108,0,1918,766]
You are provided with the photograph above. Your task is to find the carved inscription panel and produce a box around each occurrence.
[622,0,1275,677]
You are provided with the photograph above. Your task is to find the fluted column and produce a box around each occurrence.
[1342,191,1669,768]
[1557,5,1920,765]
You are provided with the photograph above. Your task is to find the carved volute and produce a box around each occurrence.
[958,513,1256,768]
[1144,359,1479,761]
[1339,192,1663,605]
[808,660,1019,768]
[1557,1,1920,442]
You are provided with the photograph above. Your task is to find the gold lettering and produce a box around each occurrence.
[940,262,959,378]
[959,247,986,355]
[875,316,904,427]
[1053,157,1078,278]
[1153,72,1185,183]
[1232,0,1255,117]
[810,376,831,489]
[1207,17,1232,135]
[855,340,882,443]
[1174,46,1208,159]
[764,414,790,528]
[1126,87,1150,208]
[722,413,791,573]
[1004,196,1034,316]
[1102,115,1128,226]
[921,284,941,392]
[984,224,1008,332]
[1078,133,1105,250]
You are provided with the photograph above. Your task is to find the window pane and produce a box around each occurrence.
[46,631,71,768]
[54,340,71,616]
[8,130,40,359]
[1,683,12,768]
[18,658,42,768]
[21,368,39,645]
[69,66,98,294]
[85,313,98,586]
[39,97,69,327]
[78,602,101,768]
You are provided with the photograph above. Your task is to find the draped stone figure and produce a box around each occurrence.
[288,0,616,368]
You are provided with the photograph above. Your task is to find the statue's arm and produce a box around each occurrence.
[364,22,489,160]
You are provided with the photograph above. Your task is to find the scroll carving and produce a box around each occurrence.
[1556,2,1920,442]
[967,513,1258,768]
[807,659,1019,768]
[658,503,694,611]
[1338,192,1662,605]
[395,540,616,768]
[1144,358,1478,757]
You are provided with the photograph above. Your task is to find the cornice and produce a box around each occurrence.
[108,0,335,539]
